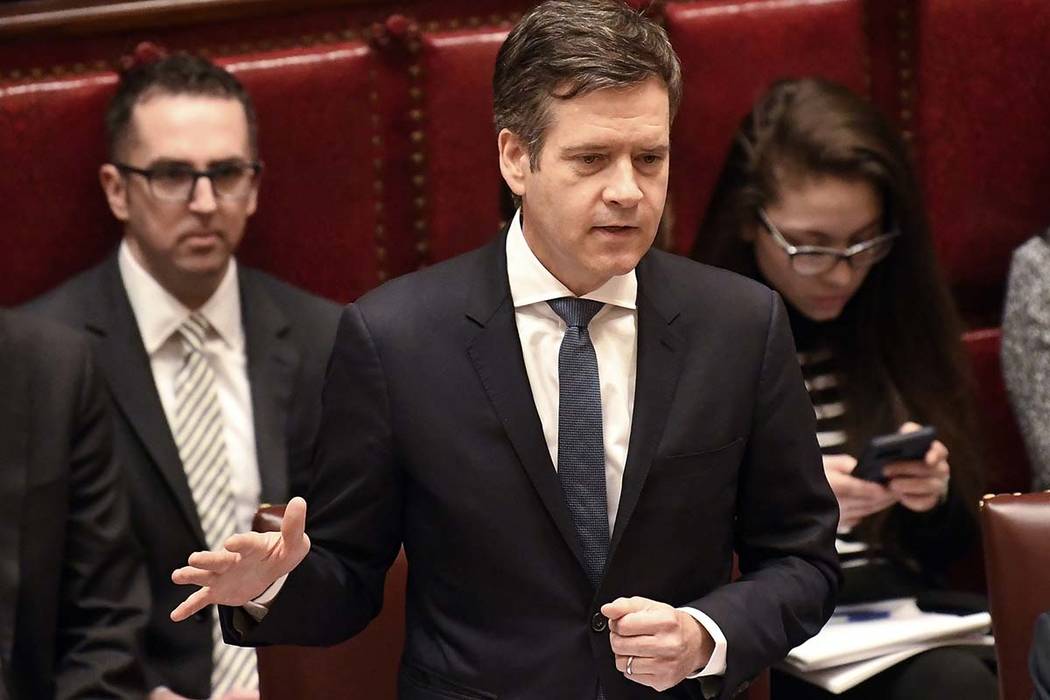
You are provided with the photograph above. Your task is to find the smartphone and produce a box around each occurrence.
[852,426,937,483]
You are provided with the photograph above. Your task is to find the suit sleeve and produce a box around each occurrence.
[685,291,841,699]
[55,338,150,700]
[221,303,403,646]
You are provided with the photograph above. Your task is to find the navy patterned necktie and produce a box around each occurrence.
[547,297,610,589]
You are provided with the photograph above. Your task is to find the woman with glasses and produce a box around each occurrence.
[692,78,994,699]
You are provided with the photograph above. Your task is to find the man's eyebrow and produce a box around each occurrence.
[146,158,193,168]
[560,143,670,154]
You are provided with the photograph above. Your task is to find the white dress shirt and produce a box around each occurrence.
[506,212,727,678]
[118,240,261,533]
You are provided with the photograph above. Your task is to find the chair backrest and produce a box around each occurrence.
[980,491,1050,700]
[252,504,407,699]
[963,327,1030,495]
[911,0,1050,325]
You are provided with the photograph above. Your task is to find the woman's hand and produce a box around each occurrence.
[883,422,950,513]
[823,454,898,530]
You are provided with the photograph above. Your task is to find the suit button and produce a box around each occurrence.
[194,610,209,623]
[591,612,608,632]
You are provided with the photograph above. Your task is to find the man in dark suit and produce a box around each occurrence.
[1,310,149,699]
[26,51,341,699]
[171,2,840,698]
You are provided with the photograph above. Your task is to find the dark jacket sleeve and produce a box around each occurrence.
[221,303,402,646]
[685,292,841,699]
[55,335,150,699]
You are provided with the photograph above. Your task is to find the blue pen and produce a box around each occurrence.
[831,609,892,622]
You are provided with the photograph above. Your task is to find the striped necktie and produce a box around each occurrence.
[172,313,258,692]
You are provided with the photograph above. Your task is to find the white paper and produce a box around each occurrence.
[778,634,993,694]
[785,598,992,671]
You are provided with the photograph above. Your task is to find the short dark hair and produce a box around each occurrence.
[105,53,257,160]
[493,0,682,169]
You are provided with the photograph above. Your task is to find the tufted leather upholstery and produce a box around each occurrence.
[230,45,384,303]
[980,491,1050,700]
[419,27,510,262]
[912,0,1050,325]
[664,0,870,255]
[0,73,118,304]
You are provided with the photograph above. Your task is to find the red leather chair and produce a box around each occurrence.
[963,328,1030,495]
[419,25,511,263]
[912,0,1050,325]
[980,491,1050,700]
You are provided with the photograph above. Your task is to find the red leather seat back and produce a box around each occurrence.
[980,491,1050,700]
[0,74,119,305]
[419,26,510,263]
[228,45,383,304]
[664,0,870,255]
[913,0,1050,324]
[963,327,1030,494]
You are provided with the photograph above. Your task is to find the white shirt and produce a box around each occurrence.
[118,240,261,533]
[506,212,727,679]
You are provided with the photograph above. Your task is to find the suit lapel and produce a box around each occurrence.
[240,271,296,504]
[0,317,27,669]
[609,253,684,558]
[87,258,207,546]
[465,237,590,574]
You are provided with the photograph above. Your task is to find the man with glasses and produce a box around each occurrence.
[26,50,341,700]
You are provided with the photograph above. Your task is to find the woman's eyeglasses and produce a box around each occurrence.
[758,209,899,277]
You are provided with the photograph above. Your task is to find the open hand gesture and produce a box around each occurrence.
[170,497,311,622]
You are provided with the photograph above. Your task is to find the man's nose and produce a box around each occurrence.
[603,159,644,207]
[187,175,218,212]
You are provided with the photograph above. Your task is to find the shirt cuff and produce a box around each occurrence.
[678,607,728,678]
[242,573,289,622]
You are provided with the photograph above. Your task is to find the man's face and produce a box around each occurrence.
[499,77,669,295]
[100,94,258,302]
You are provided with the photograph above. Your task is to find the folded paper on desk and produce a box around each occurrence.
[778,598,993,694]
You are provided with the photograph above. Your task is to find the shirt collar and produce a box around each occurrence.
[118,239,243,355]
[506,209,637,311]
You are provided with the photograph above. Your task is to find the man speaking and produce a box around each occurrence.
[171,2,840,697]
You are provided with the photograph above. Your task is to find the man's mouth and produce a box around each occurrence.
[593,225,638,234]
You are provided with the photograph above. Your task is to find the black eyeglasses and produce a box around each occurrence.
[758,209,900,276]
[114,161,262,202]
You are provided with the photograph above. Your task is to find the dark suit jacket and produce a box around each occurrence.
[0,310,148,699]
[25,254,342,697]
[225,237,840,700]
[1033,612,1050,700]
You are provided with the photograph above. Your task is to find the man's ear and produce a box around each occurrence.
[99,163,130,222]
[497,128,529,197]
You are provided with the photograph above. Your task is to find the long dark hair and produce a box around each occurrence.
[693,78,983,551]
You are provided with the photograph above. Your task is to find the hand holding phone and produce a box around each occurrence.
[852,425,937,484]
